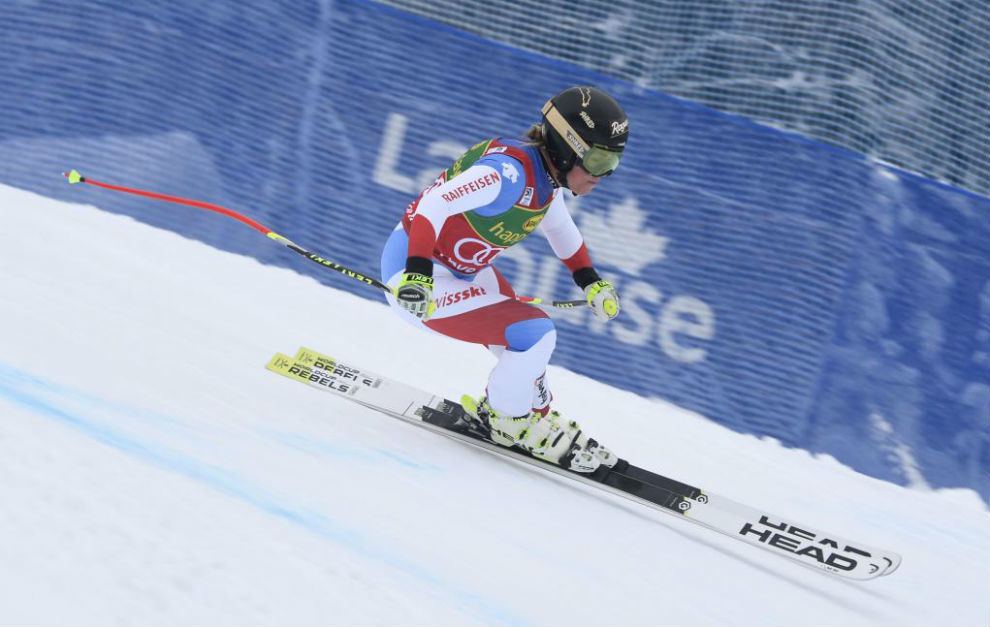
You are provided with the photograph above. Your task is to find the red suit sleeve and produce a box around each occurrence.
[406,214,437,261]
[561,242,593,272]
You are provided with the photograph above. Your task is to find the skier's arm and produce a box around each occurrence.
[539,192,621,320]
[539,191,598,285]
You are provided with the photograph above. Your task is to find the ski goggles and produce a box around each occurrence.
[579,145,622,177]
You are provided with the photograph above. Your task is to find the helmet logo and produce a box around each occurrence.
[564,129,588,157]
[611,119,629,137]
[579,111,596,128]
[579,87,592,107]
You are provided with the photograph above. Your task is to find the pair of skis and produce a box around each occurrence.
[266,347,901,581]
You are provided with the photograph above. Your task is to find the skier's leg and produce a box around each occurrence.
[427,296,598,468]
[485,318,555,416]
[382,248,610,470]
[487,348,551,415]
[462,293,615,468]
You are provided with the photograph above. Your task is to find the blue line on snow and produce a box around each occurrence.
[0,363,527,627]
[261,428,446,472]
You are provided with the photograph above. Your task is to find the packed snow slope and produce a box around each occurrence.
[1,184,988,626]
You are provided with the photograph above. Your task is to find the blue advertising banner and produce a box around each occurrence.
[2,0,987,499]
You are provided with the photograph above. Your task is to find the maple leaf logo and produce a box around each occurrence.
[578,196,668,276]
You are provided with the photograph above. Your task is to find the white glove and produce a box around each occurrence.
[584,279,620,320]
[394,272,436,320]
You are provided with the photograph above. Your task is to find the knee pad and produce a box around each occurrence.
[504,317,556,352]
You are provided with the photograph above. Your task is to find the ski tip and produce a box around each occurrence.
[63,169,85,184]
[880,553,902,576]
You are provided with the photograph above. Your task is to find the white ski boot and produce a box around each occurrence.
[461,396,615,473]
[551,409,618,469]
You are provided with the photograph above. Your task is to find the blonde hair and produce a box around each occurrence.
[525,123,546,146]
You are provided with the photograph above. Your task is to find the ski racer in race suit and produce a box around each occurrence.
[381,86,628,472]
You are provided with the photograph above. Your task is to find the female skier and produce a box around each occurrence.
[380,86,628,473]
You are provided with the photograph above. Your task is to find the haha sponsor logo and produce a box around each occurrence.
[487,221,527,245]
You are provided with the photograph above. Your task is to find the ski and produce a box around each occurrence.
[266,347,900,581]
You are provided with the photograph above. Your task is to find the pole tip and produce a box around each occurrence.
[63,170,84,184]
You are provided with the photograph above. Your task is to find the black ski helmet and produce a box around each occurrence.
[541,86,629,180]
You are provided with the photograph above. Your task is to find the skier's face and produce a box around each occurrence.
[567,164,601,195]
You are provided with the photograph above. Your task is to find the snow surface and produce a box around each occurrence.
[1,183,988,626]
